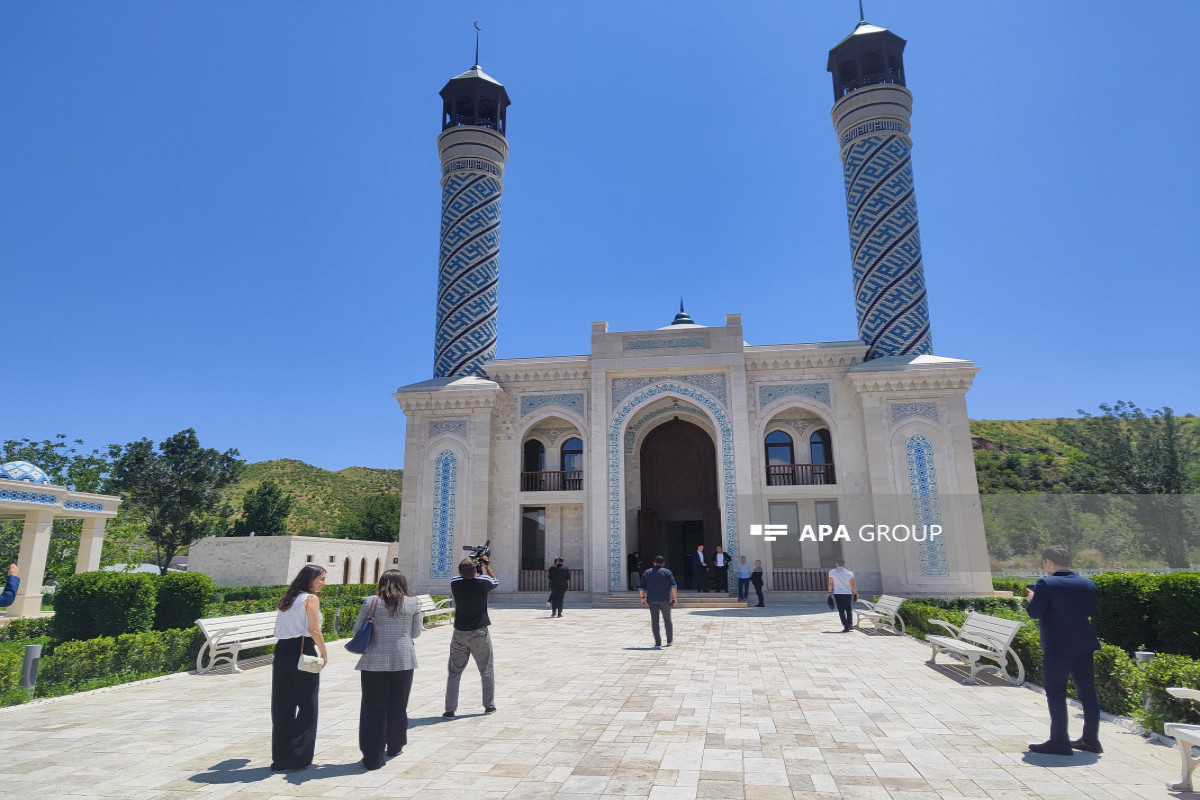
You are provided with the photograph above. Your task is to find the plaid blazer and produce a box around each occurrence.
[351,594,422,672]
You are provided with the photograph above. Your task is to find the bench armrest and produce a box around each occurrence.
[856,599,877,611]
[1168,688,1200,702]
[433,598,452,610]
[928,619,961,638]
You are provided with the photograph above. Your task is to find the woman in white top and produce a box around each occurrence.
[271,565,329,771]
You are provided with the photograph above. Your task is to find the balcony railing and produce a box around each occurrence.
[518,568,585,592]
[521,471,583,492]
[771,569,831,591]
[766,463,836,486]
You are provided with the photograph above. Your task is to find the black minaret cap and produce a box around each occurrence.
[826,20,907,101]
[439,65,512,133]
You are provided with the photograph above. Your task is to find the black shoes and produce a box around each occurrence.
[755,603,765,607]
[387,748,403,757]
[442,711,455,718]
[1027,741,1074,756]
[484,706,497,714]
[1070,738,1103,753]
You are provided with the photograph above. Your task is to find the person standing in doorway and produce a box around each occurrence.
[639,555,678,648]
[627,552,641,591]
[713,545,730,592]
[1026,545,1102,756]
[750,560,765,607]
[736,556,751,601]
[547,557,569,618]
[827,558,858,632]
[693,545,708,592]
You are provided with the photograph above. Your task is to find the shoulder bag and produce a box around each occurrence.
[297,635,325,673]
[344,597,378,654]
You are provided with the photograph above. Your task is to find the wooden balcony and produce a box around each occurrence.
[771,569,831,591]
[521,470,583,492]
[518,568,585,592]
[765,463,836,486]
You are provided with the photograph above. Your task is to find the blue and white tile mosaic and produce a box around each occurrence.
[520,393,585,419]
[626,337,707,350]
[841,134,933,359]
[623,402,708,454]
[435,171,503,378]
[612,374,727,408]
[0,461,52,484]
[0,489,57,505]
[430,450,458,579]
[428,419,469,440]
[64,500,104,512]
[891,402,939,424]
[906,434,949,577]
[758,383,831,409]
[609,382,738,590]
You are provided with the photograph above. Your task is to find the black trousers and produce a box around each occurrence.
[271,637,320,770]
[648,601,673,645]
[359,669,415,768]
[715,565,728,591]
[834,593,854,630]
[750,577,764,605]
[1043,650,1100,744]
[549,587,567,615]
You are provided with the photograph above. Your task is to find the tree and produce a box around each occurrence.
[1058,403,1199,567]
[334,491,401,542]
[233,479,293,537]
[106,429,243,574]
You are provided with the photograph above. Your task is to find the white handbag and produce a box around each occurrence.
[297,636,325,673]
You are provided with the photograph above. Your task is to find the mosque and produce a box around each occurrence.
[394,17,993,599]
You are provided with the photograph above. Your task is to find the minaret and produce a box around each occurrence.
[433,56,511,377]
[828,19,933,359]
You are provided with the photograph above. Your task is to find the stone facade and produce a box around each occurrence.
[188,536,395,587]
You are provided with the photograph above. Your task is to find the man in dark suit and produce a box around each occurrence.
[639,555,678,648]
[692,545,708,592]
[547,558,570,618]
[1026,545,1102,756]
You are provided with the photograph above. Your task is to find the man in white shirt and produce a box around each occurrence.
[827,558,858,632]
[713,545,730,593]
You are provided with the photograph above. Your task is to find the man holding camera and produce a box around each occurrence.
[443,554,498,717]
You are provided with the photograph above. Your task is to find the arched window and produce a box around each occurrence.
[342,557,350,584]
[523,439,545,472]
[765,431,795,486]
[360,557,367,583]
[561,437,583,490]
[810,429,835,484]
[374,557,381,583]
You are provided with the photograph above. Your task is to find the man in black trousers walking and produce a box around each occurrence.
[639,555,678,648]
[547,557,569,618]
[1026,545,1102,756]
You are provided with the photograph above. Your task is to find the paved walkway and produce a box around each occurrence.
[0,605,1188,799]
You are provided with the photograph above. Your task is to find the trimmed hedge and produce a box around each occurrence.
[0,617,53,642]
[1091,572,1157,653]
[1141,653,1200,734]
[1095,644,1142,717]
[155,572,214,631]
[1150,573,1200,658]
[992,577,1028,594]
[36,627,205,696]
[53,572,157,642]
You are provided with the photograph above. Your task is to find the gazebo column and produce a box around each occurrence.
[76,516,107,573]
[10,509,55,617]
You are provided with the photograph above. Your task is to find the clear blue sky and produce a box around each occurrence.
[3,2,1196,471]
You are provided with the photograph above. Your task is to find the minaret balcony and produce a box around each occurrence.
[765,464,837,487]
[520,470,583,492]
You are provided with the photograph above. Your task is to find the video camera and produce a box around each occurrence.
[463,540,491,573]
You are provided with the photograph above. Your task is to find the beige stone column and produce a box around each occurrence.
[10,509,55,617]
[75,516,107,573]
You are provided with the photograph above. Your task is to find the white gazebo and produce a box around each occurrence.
[0,461,122,617]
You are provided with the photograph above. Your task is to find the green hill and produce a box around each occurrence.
[227,460,402,536]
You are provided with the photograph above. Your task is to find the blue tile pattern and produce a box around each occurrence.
[520,393,585,419]
[430,449,458,579]
[623,402,708,454]
[530,426,577,446]
[626,336,708,350]
[841,134,934,359]
[0,461,52,484]
[612,374,727,408]
[906,434,949,577]
[428,419,469,440]
[609,382,738,591]
[64,500,104,512]
[891,402,939,424]
[757,383,831,409]
[435,171,503,377]
[0,489,57,505]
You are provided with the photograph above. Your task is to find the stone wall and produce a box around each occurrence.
[189,536,393,587]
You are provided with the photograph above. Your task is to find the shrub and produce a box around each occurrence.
[1140,653,1200,735]
[53,571,157,642]
[37,627,205,695]
[203,598,279,617]
[992,577,1028,594]
[1091,572,1158,653]
[1094,643,1142,717]
[1151,573,1200,658]
[211,584,287,603]
[0,637,51,696]
[1010,624,1043,685]
[155,572,214,631]
[0,617,53,643]
[898,602,965,640]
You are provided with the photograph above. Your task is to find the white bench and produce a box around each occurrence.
[1165,687,1200,791]
[195,611,278,674]
[926,611,1025,685]
[855,595,906,635]
[417,594,454,628]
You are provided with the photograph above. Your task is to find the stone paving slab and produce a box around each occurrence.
[0,604,1190,799]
